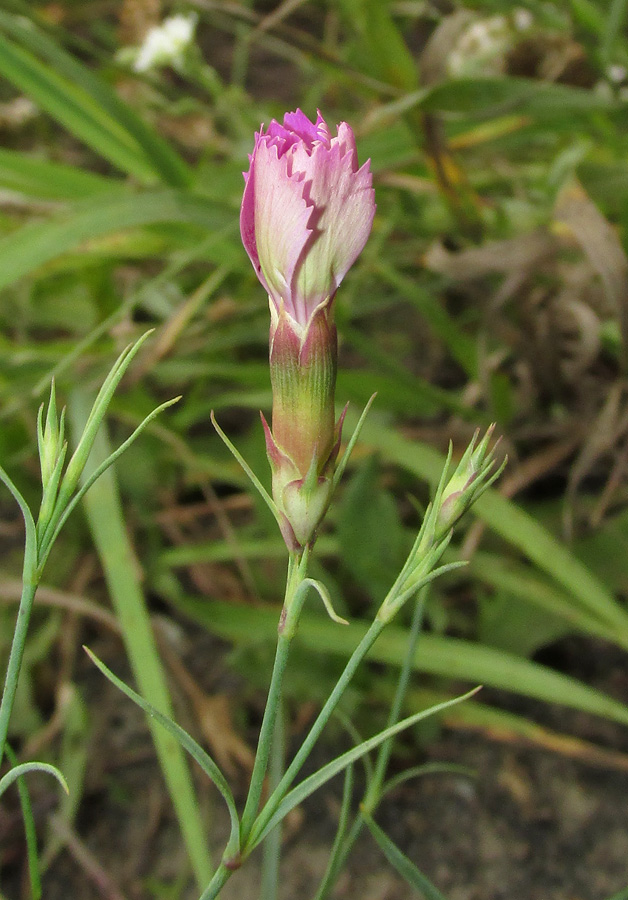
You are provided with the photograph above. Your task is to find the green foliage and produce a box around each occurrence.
[174,594,628,727]
[363,812,447,900]
[3,0,628,893]
[338,0,419,90]
[337,453,406,600]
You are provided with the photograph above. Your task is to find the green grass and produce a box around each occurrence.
[2,0,628,893]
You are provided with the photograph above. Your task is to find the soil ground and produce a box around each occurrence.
[4,623,627,900]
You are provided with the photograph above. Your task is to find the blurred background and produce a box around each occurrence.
[1,1,628,898]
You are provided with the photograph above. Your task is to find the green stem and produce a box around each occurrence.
[239,550,307,843]
[311,588,428,900]
[314,816,363,900]
[312,763,355,900]
[365,586,428,810]
[198,863,233,900]
[4,744,42,899]
[260,700,285,900]
[0,577,38,766]
[246,617,386,852]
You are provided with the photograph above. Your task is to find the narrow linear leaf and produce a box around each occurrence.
[469,551,615,644]
[68,394,212,889]
[405,686,628,770]
[58,398,178,522]
[356,418,628,643]
[190,536,610,653]
[602,0,628,64]
[363,813,448,900]
[249,691,477,849]
[0,147,125,200]
[337,0,417,90]
[211,411,280,526]
[333,393,377,490]
[0,761,68,798]
[0,464,37,574]
[339,331,475,420]
[374,263,477,377]
[421,75,621,120]
[42,396,180,564]
[84,648,239,844]
[0,32,154,180]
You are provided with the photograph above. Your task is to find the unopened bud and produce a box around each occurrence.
[377,426,504,624]
[436,426,502,538]
[241,109,375,549]
[37,382,66,493]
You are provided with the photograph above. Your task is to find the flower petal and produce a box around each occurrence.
[241,110,375,327]
[282,108,326,148]
[240,143,263,286]
[293,138,375,309]
[242,137,314,318]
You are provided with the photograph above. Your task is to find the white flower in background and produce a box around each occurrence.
[607,64,627,84]
[513,8,534,31]
[594,63,628,100]
[447,9,533,78]
[448,15,510,77]
[0,97,38,128]
[133,13,198,73]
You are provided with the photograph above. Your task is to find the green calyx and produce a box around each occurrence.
[264,300,340,549]
[262,409,343,550]
[268,300,337,476]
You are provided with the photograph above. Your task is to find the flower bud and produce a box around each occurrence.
[37,382,64,493]
[377,426,504,624]
[241,109,375,548]
[436,425,502,538]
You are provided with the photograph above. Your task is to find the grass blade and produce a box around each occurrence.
[363,813,448,900]
[0,190,233,292]
[0,12,191,186]
[469,551,617,643]
[0,32,155,181]
[174,596,628,728]
[0,147,124,200]
[68,391,213,890]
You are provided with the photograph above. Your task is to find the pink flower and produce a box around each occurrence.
[240,109,375,327]
[241,110,375,549]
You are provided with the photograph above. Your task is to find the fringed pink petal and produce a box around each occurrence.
[293,140,375,311]
[241,109,375,327]
[240,139,265,290]
[250,139,314,317]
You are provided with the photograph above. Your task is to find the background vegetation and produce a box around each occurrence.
[2,0,628,896]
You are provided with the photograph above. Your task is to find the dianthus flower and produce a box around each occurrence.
[241,110,375,548]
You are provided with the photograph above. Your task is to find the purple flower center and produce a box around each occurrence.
[264,109,331,159]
